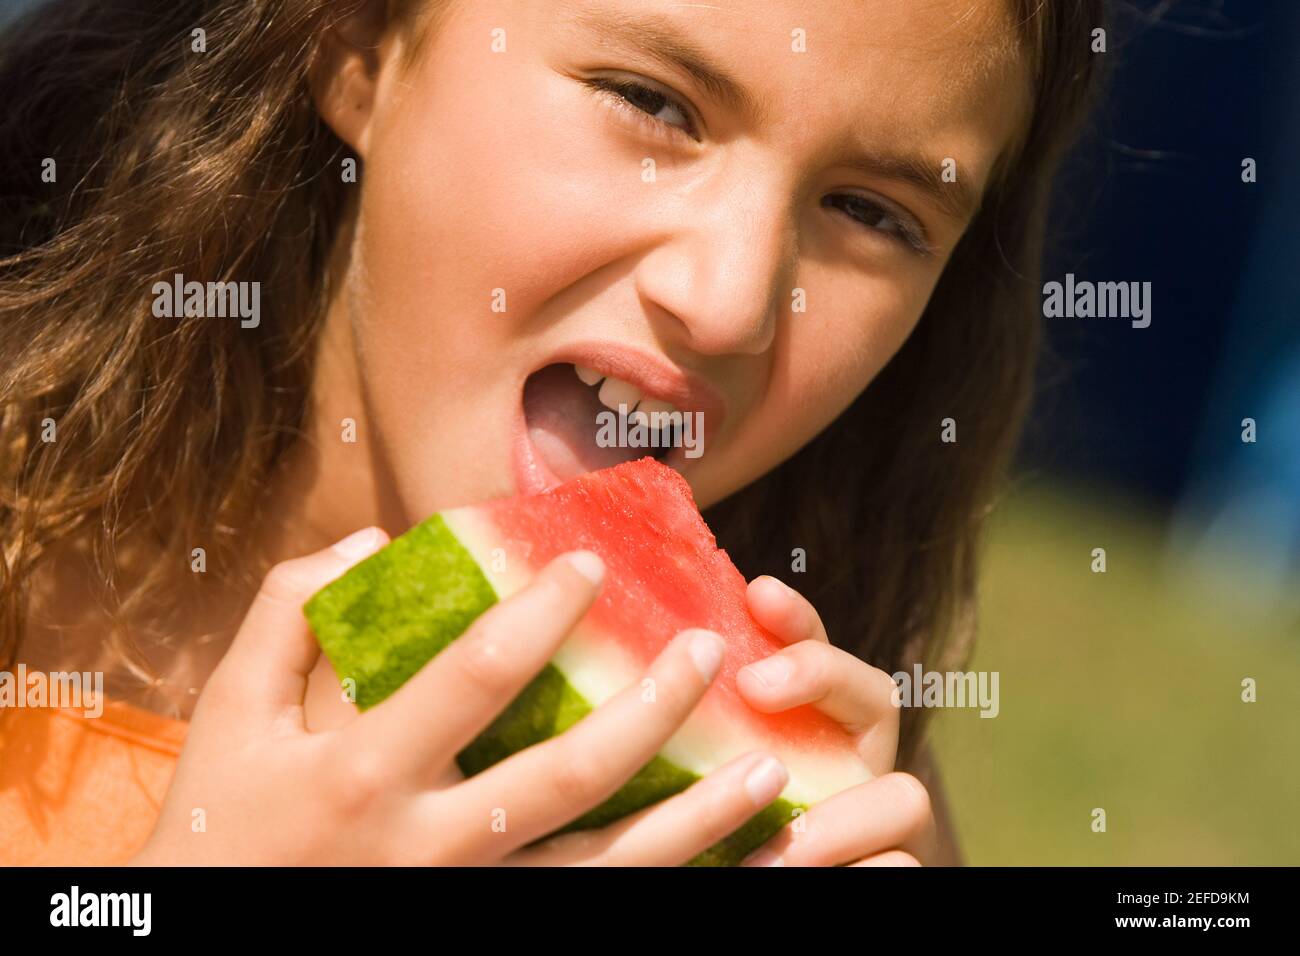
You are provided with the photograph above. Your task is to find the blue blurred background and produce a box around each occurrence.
[1029,0,1299,591]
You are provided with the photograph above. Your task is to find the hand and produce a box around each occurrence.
[735,576,937,866]
[131,530,792,866]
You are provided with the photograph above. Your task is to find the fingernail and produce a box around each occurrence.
[763,575,797,597]
[565,550,605,586]
[744,849,785,867]
[686,629,725,681]
[334,526,382,559]
[744,756,788,806]
[741,656,793,689]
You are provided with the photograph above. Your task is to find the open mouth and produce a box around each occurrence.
[521,363,680,488]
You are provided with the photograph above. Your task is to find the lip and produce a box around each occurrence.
[546,341,727,424]
[513,415,561,494]
[513,341,727,495]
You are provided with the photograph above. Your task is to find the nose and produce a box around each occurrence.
[634,176,793,357]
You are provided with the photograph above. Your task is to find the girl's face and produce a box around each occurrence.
[321,0,1027,520]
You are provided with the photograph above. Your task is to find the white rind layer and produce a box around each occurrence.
[441,507,872,806]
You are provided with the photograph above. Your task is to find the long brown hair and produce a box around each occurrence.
[0,0,1103,765]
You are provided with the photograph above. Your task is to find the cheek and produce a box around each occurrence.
[356,40,647,354]
[692,272,931,510]
[784,274,931,429]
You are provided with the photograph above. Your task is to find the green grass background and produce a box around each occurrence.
[930,480,1300,865]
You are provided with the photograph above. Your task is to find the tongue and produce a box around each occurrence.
[523,365,649,481]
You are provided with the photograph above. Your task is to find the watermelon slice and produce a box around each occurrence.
[303,458,869,865]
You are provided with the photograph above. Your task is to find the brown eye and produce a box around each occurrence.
[585,76,699,140]
[823,194,929,254]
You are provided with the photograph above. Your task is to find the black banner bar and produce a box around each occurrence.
[1,866,1280,942]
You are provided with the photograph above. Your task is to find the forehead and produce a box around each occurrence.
[549,0,1030,192]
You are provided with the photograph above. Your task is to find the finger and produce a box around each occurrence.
[741,772,935,867]
[207,527,388,730]
[427,627,726,861]
[849,850,922,867]
[503,751,788,866]
[746,576,829,644]
[736,640,899,773]
[342,550,605,778]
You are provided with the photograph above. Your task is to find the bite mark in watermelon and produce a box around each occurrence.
[302,457,870,865]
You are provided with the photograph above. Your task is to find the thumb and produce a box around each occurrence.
[209,527,389,729]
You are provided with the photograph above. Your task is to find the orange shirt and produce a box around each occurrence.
[0,698,186,865]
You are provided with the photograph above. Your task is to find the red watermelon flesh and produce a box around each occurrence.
[475,458,855,752]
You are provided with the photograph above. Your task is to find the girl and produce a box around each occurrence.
[0,0,1101,865]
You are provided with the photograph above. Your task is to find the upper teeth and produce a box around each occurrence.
[574,364,678,417]
[575,365,603,386]
[598,376,642,412]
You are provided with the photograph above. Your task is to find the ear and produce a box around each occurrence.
[309,0,395,158]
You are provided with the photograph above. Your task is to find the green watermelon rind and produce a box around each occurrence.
[302,513,798,867]
[456,659,802,867]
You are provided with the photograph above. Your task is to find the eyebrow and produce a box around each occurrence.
[567,6,982,226]
[840,151,982,225]
[567,7,770,126]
